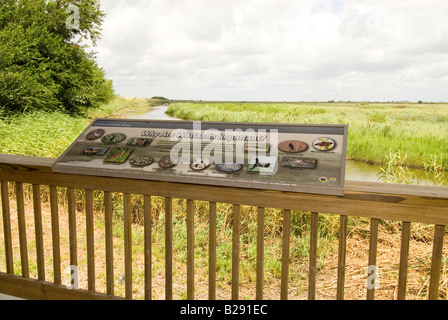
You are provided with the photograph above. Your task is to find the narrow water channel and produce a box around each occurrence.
[131,105,181,121]
[129,105,433,184]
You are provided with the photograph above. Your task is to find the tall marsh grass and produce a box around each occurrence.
[0,110,87,158]
[166,102,448,169]
[0,96,151,158]
[377,151,447,186]
[377,150,417,184]
[0,100,446,299]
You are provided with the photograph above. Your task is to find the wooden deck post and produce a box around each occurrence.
[232,204,241,300]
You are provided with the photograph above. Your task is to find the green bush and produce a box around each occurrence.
[0,0,114,115]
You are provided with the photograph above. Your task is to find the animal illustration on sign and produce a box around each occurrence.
[102,133,126,144]
[278,140,308,153]
[312,138,335,151]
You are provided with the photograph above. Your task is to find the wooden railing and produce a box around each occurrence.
[0,154,447,300]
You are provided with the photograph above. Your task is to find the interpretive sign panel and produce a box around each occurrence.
[52,119,348,196]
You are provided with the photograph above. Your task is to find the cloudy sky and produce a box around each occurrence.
[93,0,448,102]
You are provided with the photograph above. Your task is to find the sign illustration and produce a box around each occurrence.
[52,119,348,196]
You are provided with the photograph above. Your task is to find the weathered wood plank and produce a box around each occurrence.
[1,154,448,302]
[1,165,447,225]
[308,212,318,300]
[16,182,29,278]
[256,207,265,300]
[144,195,152,300]
[67,188,77,270]
[187,199,194,300]
[165,197,173,300]
[0,272,123,300]
[33,184,45,281]
[104,191,114,295]
[85,189,95,292]
[336,215,348,300]
[0,154,54,172]
[1,181,14,274]
[123,193,132,300]
[428,225,446,300]
[367,218,379,300]
[397,221,411,300]
[1,155,446,198]
[208,202,217,300]
[345,180,448,199]
[281,209,291,300]
[232,204,241,300]
[49,186,61,284]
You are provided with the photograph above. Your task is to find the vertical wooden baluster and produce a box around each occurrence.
[165,197,173,300]
[144,195,152,300]
[85,189,95,292]
[16,182,29,278]
[367,218,379,300]
[1,181,13,274]
[308,212,319,300]
[397,221,411,300]
[256,207,265,300]
[67,188,77,277]
[336,215,348,300]
[33,184,45,281]
[104,191,114,295]
[209,202,217,300]
[123,193,132,299]
[232,204,241,300]
[281,209,291,300]
[428,224,446,300]
[50,186,61,284]
[187,199,194,300]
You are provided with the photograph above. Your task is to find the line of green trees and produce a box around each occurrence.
[0,0,114,115]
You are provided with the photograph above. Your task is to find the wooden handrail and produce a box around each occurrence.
[0,153,447,300]
[1,154,447,225]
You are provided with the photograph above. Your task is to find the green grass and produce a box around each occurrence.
[2,98,445,172]
[0,99,446,299]
[0,96,151,158]
[166,102,448,169]
[0,110,86,158]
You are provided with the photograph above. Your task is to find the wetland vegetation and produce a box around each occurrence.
[0,98,447,300]
[166,101,448,171]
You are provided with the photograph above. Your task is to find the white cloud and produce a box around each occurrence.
[94,0,448,101]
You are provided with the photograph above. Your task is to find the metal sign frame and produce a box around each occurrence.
[52,118,348,196]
